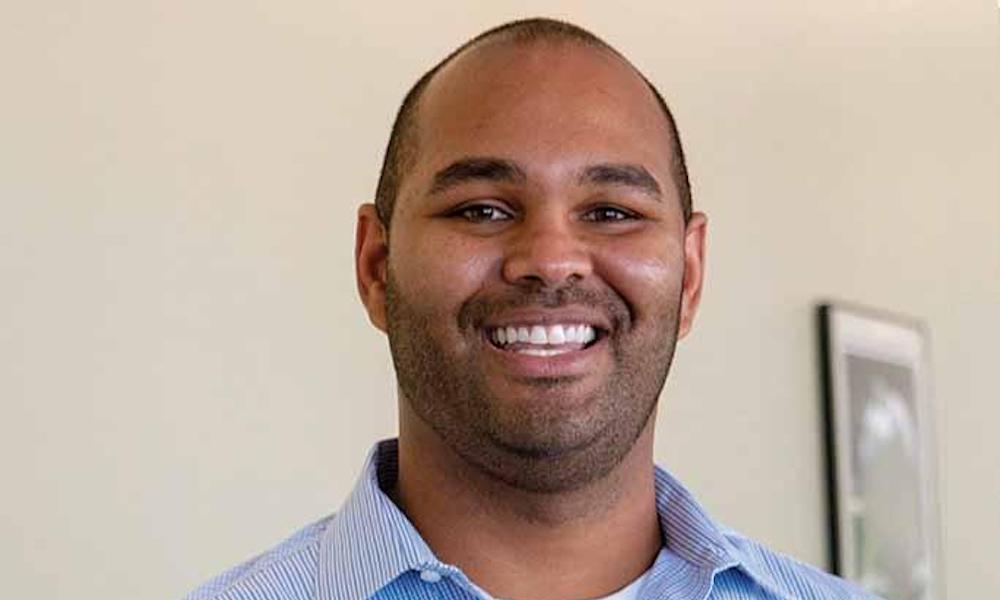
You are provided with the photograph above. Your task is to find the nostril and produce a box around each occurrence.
[504,265,589,287]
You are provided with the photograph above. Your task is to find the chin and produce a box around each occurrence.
[448,415,644,494]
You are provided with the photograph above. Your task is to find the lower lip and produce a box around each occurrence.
[482,333,607,379]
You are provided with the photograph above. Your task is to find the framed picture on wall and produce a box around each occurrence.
[817,303,941,600]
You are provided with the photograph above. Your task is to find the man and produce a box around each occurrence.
[187,18,879,600]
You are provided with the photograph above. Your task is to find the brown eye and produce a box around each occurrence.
[453,204,513,223]
[582,206,639,222]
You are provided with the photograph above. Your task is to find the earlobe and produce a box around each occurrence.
[677,212,708,340]
[355,203,389,333]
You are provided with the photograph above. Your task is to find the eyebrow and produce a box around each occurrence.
[427,157,662,201]
[578,163,662,200]
[429,157,527,195]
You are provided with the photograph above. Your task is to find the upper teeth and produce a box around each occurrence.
[490,324,596,346]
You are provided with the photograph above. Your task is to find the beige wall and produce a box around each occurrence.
[2,1,997,598]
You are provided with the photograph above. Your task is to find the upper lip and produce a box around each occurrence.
[480,308,611,332]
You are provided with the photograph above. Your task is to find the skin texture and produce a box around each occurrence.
[356,38,707,600]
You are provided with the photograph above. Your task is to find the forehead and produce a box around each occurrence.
[407,40,676,191]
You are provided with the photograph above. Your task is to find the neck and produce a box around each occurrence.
[395,408,661,600]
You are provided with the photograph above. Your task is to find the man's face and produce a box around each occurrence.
[357,41,706,492]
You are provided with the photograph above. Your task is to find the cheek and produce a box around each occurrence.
[593,236,684,318]
[390,230,500,315]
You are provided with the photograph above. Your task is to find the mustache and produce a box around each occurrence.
[458,284,631,331]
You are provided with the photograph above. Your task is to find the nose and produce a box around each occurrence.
[501,212,593,289]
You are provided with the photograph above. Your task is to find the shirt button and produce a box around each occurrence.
[420,569,442,583]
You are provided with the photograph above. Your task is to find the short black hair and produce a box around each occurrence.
[373,18,692,228]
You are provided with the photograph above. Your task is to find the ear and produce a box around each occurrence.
[355,203,389,333]
[677,212,708,340]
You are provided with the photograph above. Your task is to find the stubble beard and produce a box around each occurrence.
[385,269,681,494]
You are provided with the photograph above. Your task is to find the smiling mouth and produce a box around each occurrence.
[484,324,604,356]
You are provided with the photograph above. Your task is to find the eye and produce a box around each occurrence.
[450,203,513,223]
[582,205,640,222]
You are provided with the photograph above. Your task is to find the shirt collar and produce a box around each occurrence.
[317,439,437,600]
[648,465,791,599]
[318,439,773,600]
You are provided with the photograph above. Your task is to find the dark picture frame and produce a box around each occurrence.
[817,303,941,600]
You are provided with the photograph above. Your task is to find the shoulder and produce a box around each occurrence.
[720,529,882,600]
[182,514,336,600]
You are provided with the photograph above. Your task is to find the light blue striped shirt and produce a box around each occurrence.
[186,439,879,600]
